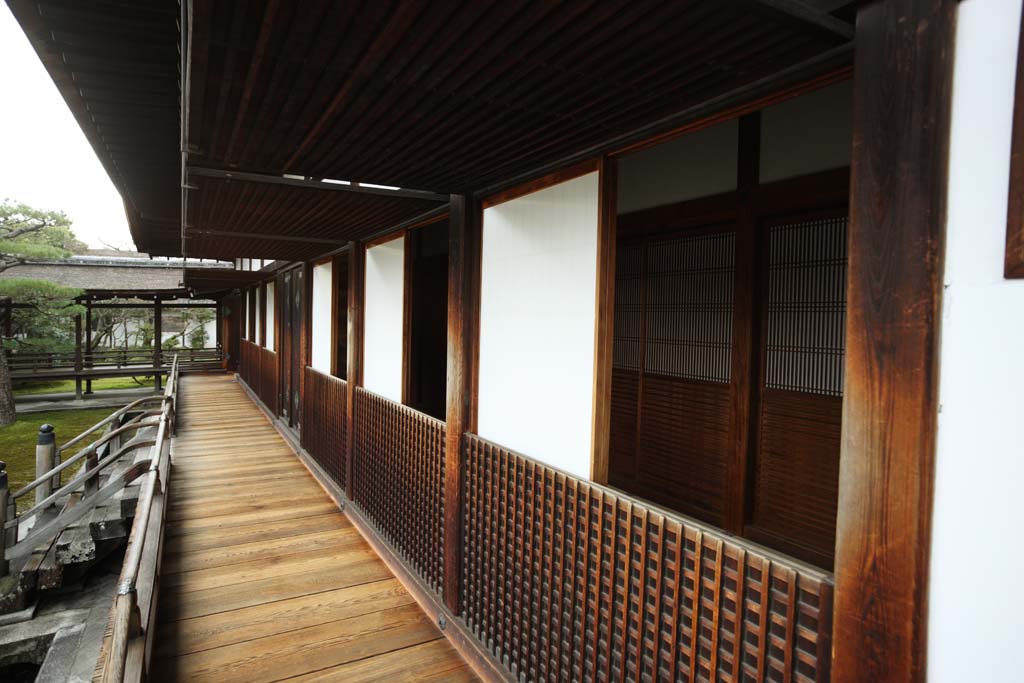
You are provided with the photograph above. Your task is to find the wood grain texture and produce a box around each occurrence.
[1007,6,1024,278]
[832,1,955,681]
[148,373,476,683]
[590,156,617,485]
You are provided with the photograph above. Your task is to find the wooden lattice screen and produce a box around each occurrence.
[748,212,848,568]
[256,347,279,415]
[301,366,348,491]
[352,387,446,595]
[609,228,737,526]
[462,433,834,683]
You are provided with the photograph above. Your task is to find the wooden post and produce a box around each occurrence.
[832,2,956,682]
[443,194,481,614]
[84,300,93,395]
[215,297,224,366]
[590,157,617,485]
[74,314,83,400]
[35,424,55,507]
[345,242,365,500]
[153,299,162,391]
[0,461,9,576]
[726,111,762,535]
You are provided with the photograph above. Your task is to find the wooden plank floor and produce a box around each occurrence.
[152,373,478,683]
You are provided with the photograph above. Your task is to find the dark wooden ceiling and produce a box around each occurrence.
[9,0,853,261]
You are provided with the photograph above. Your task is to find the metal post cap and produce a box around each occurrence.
[37,423,55,445]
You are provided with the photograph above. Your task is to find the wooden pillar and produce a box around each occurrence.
[74,313,83,399]
[832,2,956,682]
[153,299,163,391]
[84,300,93,394]
[345,242,365,500]
[443,194,481,614]
[589,157,617,485]
[725,111,762,535]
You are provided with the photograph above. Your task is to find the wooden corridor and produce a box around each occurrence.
[151,373,477,682]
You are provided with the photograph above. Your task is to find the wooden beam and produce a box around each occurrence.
[1006,6,1024,278]
[589,157,616,485]
[345,242,366,499]
[187,229,348,246]
[832,2,956,682]
[443,194,481,613]
[187,166,449,202]
[727,111,762,535]
[756,0,855,39]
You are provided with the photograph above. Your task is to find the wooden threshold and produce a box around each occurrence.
[149,373,479,683]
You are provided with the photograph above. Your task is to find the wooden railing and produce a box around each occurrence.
[352,387,446,595]
[1,359,179,563]
[238,340,278,414]
[6,347,221,379]
[461,433,834,683]
[100,359,178,683]
[238,369,835,683]
[301,367,347,490]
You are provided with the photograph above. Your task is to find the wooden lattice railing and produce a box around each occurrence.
[301,367,347,490]
[461,433,834,683]
[239,341,278,415]
[352,387,446,595]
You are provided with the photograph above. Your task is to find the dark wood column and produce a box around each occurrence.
[345,242,365,500]
[74,313,83,399]
[590,157,617,485]
[443,193,481,613]
[832,2,956,682]
[726,112,762,535]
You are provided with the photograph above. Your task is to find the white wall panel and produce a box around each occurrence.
[243,290,249,340]
[477,172,599,479]
[311,262,333,374]
[255,287,262,345]
[265,281,276,352]
[617,119,737,213]
[759,80,852,183]
[363,237,405,402]
[929,1,1024,680]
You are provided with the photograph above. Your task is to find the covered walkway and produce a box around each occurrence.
[150,374,476,682]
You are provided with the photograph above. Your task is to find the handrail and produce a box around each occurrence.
[100,354,178,683]
[59,396,164,452]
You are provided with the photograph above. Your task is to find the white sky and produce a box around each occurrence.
[0,4,136,251]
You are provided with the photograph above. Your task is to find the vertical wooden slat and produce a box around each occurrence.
[591,155,618,485]
[731,548,747,682]
[833,2,956,682]
[688,530,704,683]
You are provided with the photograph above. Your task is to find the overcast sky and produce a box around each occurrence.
[0,4,136,251]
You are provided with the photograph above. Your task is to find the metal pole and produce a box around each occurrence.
[35,424,55,508]
[0,461,9,576]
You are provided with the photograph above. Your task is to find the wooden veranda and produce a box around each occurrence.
[102,373,477,683]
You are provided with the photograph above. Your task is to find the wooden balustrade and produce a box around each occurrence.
[256,347,279,414]
[352,387,446,595]
[301,367,348,490]
[461,433,834,683]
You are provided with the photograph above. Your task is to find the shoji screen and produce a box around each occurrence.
[310,261,333,373]
[750,212,848,567]
[477,172,599,479]
[609,227,737,526]
[265,282,276,352]
[363,236,405,402]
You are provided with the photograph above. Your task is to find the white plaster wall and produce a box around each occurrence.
[618,119,737,213]
[243,290,249,340]
[929,2,1024,681]
[255,288,262,345]
[759,80,853,183]
[265,281,276,352]
[477,172,599,479]
[363,237,405,402]
[311,261,333,373]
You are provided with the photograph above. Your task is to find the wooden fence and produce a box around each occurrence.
[239,341,279,415]
[235,364,835,683]
[352,387,446,596]
[301,367,348,490]
[461,433,833,683]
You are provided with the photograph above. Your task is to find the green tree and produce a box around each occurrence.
[0,201,85,426]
